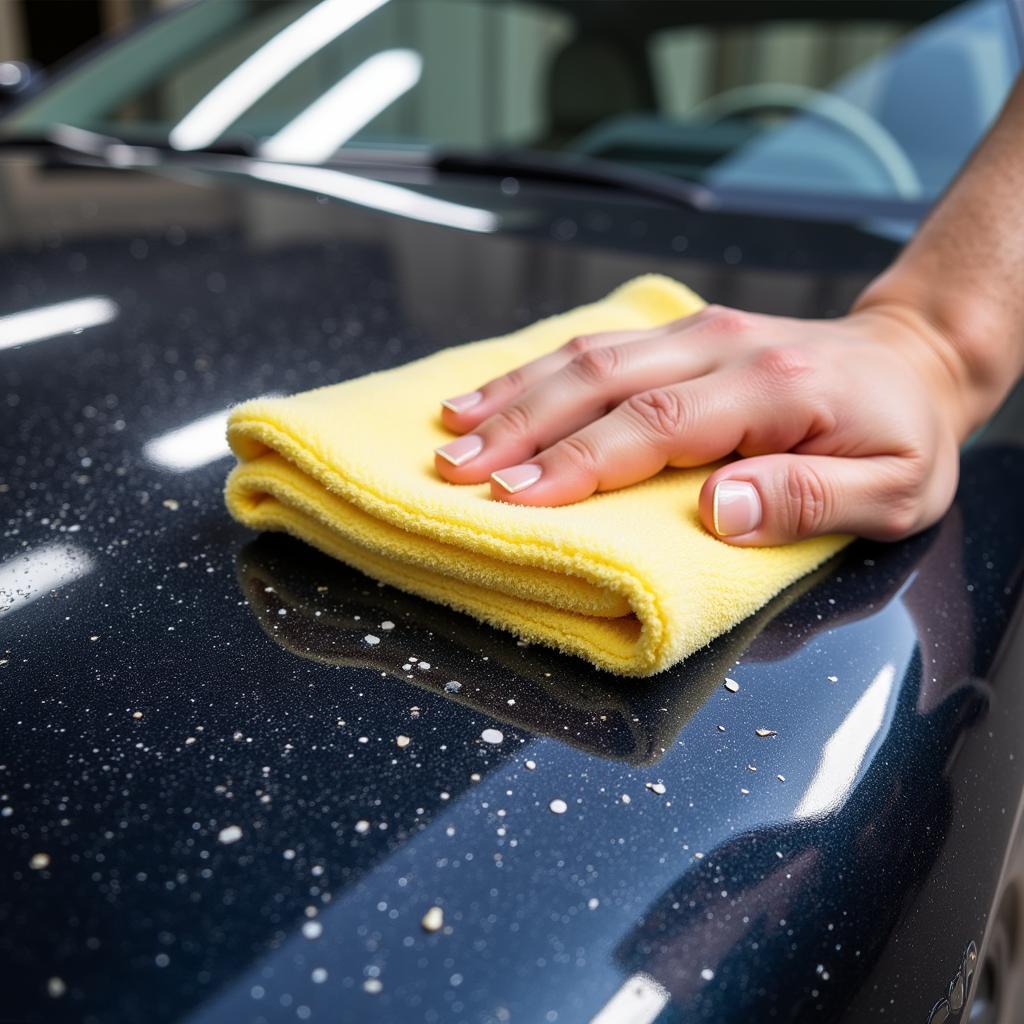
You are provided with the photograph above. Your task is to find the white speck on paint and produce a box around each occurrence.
[421,906,444,932]
[302,920,323,940]
[363,634,380,645]
[549,799,568,815]
[481,728,503,745]
[217,825,243,845]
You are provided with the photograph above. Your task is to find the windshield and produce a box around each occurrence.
[7,0,1021,204]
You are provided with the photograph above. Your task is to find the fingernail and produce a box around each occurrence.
[491,464,542,494]
[435,433,483,466]
[713,480,762,536]
[441,390,483,414]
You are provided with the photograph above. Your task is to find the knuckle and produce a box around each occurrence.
[701,305,756,335]
[564,334,597,356]
[625,388,687,441]
[569,344,623,384]
[786,463,831,539]
[752,345,815,389]
[493,402,533,439]
[499,366,529,395]
[555,434,601,476]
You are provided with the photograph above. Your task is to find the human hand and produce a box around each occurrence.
[434,304,976,545]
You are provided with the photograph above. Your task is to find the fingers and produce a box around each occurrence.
[697,453,939,545]
[439,310,713,434]
[486,370,811,505]
[439,327,658,433]
[434,331,720,484]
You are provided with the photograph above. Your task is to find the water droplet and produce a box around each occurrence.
[217,825,243,845]
[302,920,323,940]
[311,967,328,984]
[421,906,444,932]
[363,978,382,994]
[700,967,715,982]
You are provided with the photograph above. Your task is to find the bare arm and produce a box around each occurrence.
[856,73,1024,437]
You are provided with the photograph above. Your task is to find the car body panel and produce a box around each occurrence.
[1,151,1023,1024]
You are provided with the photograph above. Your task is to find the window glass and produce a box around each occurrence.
[8,0,1020,204]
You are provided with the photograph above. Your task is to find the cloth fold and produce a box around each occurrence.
[225,274,847,676]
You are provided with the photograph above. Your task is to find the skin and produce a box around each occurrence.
[434,75,1024,546]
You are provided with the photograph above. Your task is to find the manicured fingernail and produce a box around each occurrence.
[713,480,762,536]
[435,433,483,466]
[441,390,483,414]
[491,464,542,494]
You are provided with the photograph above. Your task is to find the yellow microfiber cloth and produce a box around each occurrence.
[225,274,848,676]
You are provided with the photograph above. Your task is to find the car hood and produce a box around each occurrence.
[2,152,1023,1024]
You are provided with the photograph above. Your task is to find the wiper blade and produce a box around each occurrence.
[434,149,717,213]
[0,123,254,160]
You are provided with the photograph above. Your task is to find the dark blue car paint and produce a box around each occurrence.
[1,151,1023,1024]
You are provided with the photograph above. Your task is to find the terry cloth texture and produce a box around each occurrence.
[225,274,848,676]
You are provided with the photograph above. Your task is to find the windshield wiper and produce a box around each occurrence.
[0,125,716,214]
[433,149,717,213]
[0,123,254,160]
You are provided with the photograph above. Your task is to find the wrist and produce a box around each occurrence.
[852,272,1012,441]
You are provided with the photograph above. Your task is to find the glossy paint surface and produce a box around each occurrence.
[1,151,1023,1024]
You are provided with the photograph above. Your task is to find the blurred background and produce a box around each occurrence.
[0,1,186,71]
[1,0,1016,312]
[0,0,914,154]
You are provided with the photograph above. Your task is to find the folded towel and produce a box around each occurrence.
[225,274,848,676]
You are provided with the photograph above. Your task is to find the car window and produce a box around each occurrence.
[7,0,1020,205]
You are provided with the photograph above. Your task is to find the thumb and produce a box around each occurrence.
[699,453,927,545]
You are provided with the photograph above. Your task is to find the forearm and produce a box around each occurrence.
[855,73,1024,436]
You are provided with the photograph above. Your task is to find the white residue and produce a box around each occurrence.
[217,825,243,845]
